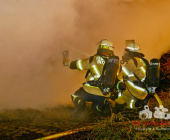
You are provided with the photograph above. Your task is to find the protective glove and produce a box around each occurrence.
[118,82,126,91]
[63,57,70,66]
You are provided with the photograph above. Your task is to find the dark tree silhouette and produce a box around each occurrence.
[159,50,170,92]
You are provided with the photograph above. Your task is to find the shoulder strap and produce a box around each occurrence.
[131,57,138,67]
[134,54,149,67]
[85,55,95,78]
[140,57,149,67]
[96,55,108,81]
[89,56,94,63]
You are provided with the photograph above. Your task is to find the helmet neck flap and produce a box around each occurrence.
[97,48,114,56]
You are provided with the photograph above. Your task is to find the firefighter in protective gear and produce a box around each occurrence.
[114,40,149,112]
[63,39,115,114]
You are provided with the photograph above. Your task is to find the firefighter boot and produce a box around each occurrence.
[102,99,112,116]
[135,94,150,111]
[73,99,86,117]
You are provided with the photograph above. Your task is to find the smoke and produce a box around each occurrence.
[0,0,170,110]
[73,0,170,58]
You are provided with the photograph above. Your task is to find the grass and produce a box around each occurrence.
[0,104,102,140]
[0,92,170,140]
[87,92,170,140]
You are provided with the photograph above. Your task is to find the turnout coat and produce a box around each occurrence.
[115,57,148,109]
[68,55,112,98]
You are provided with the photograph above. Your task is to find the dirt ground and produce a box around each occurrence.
[0,92,169,140]
[0,104,102,140]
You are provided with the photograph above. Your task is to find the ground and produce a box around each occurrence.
[0,104,101,140]
[0,92,170,140]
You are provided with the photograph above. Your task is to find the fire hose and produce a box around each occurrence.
[35,125,95,140]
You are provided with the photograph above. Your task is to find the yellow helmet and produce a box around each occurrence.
[97,39,114,51]
[125,40,140,52]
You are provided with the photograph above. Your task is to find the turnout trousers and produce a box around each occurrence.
[71,87,107,113]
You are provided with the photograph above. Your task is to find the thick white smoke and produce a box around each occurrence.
[0,0,170,110]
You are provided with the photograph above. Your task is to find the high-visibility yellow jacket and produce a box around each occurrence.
[68,55,111,97]
[115,57,148,109]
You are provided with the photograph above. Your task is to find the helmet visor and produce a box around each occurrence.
[126,46,140,52]
[100,45,114,51]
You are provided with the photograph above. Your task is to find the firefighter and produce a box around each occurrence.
[63,39,115,115]
[114,40,149,113]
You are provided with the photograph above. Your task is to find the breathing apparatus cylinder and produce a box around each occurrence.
[147,58,160,87]
[103,56,119,88]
